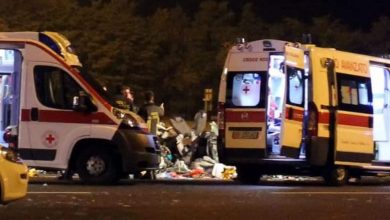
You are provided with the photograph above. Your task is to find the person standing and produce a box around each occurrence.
[138,90,164,134]
[115,85,138,113]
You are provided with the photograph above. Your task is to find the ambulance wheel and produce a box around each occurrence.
[323,166,348,186]
[76,147,120,184]
[236,165,261,185]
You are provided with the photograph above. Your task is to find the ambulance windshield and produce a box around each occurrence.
[75,68,116,106]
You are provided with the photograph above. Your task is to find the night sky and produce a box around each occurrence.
[135,0,390,30]
[242,0,390,30]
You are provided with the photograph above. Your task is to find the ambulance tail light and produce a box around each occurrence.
[217,102,225,133]
[308,102,318,137]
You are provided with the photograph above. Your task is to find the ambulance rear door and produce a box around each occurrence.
[280,45,306,158]
[224,52,268,157]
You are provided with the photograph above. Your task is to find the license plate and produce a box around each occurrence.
[232,131,259,139]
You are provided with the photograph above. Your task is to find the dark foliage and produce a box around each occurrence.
[0,0,389,118]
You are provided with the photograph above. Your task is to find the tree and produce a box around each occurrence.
[367,16,390,56]
[0,0,386,117]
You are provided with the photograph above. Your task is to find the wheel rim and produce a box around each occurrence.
[86,156,106,176]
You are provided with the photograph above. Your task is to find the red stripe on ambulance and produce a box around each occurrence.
[285,106,304,122]
[21,109,116,125]
[337,113,371,128]
[318,112,371,128]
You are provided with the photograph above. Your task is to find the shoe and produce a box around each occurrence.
[203,156,216,164]
[174,160,191,173]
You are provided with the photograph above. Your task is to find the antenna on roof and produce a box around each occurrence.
[302,33,312,44]
[236,37,245,44]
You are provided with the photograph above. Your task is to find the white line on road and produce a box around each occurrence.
[272,192,390,195]
[28,192,92,194]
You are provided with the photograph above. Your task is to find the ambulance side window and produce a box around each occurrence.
[34,66,83,109]
[337,73,372,114]
[287,66,304,106]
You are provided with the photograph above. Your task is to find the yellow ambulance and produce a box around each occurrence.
[218,39,390,185]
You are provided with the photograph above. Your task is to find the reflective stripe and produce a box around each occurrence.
[21,109,116,125]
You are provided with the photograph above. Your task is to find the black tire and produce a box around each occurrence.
[323,166,348,186]
[236,165,261,185]
[76,147,120,184]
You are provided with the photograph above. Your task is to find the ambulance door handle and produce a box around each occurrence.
[31,108,39,121]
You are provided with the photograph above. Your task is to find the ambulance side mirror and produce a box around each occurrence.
[72,91,97,113]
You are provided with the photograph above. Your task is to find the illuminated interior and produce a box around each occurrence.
[267,55,285,155]
[370,65,390,161]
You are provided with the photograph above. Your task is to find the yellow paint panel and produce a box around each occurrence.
[308,48,331,108]
[280,119,302,147]
[0,154,28,203]
[333,52,369,76]
[285,46,305,68]
[336,125,373,154]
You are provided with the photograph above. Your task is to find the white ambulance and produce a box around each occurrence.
[0,32,160,184]
[218,39,390,185]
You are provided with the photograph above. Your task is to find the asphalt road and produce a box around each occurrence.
[2,176,390,220]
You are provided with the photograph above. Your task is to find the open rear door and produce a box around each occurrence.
[280,45,305,158]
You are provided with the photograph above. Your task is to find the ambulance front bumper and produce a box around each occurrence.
[126,150,161,172]
[112,128,161,172]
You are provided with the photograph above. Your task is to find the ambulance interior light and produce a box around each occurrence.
[223,67,228,75]
[262,40,275,51]
[236,37,246,51]
[263,40,272,48]
[66,45,76,54]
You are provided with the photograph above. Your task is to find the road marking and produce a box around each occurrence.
[272,191,390,195]
[28,192,92,194]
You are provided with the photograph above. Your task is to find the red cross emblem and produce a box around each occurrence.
[243,86,250,94]
[46,134,56,144]
[42,131,58,147]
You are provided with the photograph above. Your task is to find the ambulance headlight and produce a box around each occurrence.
[124,118,136,127]
[120,117,141,129]
[113,108,125,119]
[113,108,141,129]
